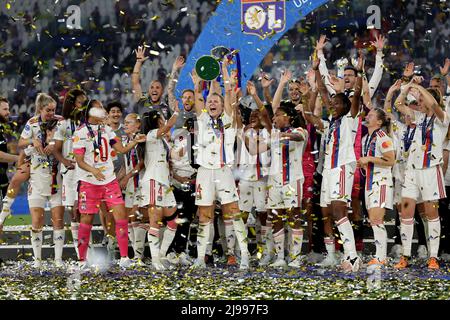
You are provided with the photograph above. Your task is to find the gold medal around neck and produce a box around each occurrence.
[421,145,427,151]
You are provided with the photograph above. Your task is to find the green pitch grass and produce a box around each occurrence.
[3,214,31,226]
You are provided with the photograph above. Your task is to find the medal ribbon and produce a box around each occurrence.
[363,129,379,191]
[421,115,435,168]
[402,125,416,153]
[86,123,107,162]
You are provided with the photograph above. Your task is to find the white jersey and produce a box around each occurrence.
[362,129,394,191]
[170,128,196,179]
[123,135,141,193]
[407,111,449,170]
[21,116,59,194]
[141,129,171,186]
[196,112,236,169]
[322,112,359,169]
[316,127,326,175]
[73,124,118,185]
[444,140,450,186]
[54,119,79,178]
[269,127,307,185]
[236,128,270,182]
[392,121,414,180]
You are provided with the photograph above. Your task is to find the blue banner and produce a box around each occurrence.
[176,0,329,96]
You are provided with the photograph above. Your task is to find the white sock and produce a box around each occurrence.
[266,222,274,256]
[224,219,236,256]
[371,223,387,261]
[197,222,212,261]
[159,226,166,242]
[128,223,135,248]
[106,236,117,260]
[232,218,249,256]
[53,229,65,261]
[205,222,214,255]
[427,217,441,258]
[148,227,160,263]
[290,228,304,261]
[86,231,94,261]
[420,215,430,250]
[336,217,357,259]
[160,226,176,257]
[400,217,414,257]
[133,224,147,259]
[70,222,80,259]
[273,229,285,261]
[255,215,262,246]
[31,230,43,261]
[217,217,227,255]
[0,195,14,224]
[324,237,335,255]
[285,226,291,257]
[261,225,270,256]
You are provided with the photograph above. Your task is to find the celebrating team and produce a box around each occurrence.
[0,33,449,273]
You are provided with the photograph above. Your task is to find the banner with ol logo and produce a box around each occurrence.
[242,0,286,39]
[176,0,329,96]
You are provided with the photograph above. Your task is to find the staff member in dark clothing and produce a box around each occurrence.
[0,97,21,230]
[131,46,172,119]
[166,118,198,265]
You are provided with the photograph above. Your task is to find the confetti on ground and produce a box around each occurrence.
[0,258,449,300]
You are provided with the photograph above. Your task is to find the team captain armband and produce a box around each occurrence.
[73,148,86,155]
[109,137,120,146]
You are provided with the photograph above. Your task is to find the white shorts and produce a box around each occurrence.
[61,170,78,207]
[238,178,267,212]
[402,166,446,202]
[393,177,403,205]
[195,166,239,206]
[125,181,142,208]
[28,174,62,209]
[394,177,423,205]
[140,179,176,208]
[320,163,355,207]
[266,177,303,210]
[365,183,393,210]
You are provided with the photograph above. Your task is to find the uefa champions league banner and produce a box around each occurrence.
[176,0,329,95]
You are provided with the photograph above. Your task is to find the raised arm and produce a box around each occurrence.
[131,46,149,103]
[413,84,446,122]
[316,35,335,95]
[314,60,331,108]
[261,74,274,104]
[168,56,185,112]
[272,69,292,114]
[191,69,204,116]
[303,87,324,130]
[384,79,402,112]
[368,34,385,98]
[351,52,364,118]
[221,58,234,117]
[247,81,264,111]
[362,76,373,109]
[394,82,415,119]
